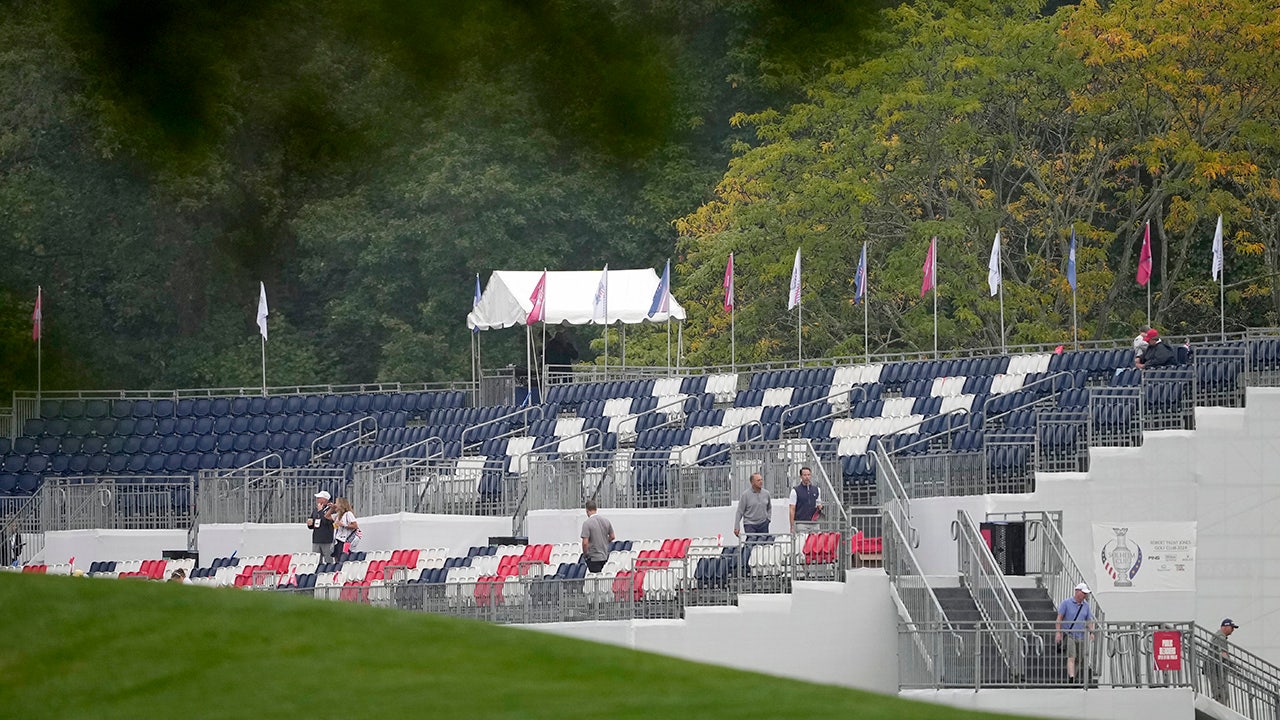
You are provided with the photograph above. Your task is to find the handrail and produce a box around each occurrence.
[1035,511,1104,623]
[372,435,444,465]
[214,453,284,484]
[675,420,765,467]
[616,394,697,439]
[460,404,544,451]
[310,416,378,464]
[954,510,1032,676]
[780,385,869,437]
[972,370,1080,431]
[528,426,605,458]
[883,504,960,684]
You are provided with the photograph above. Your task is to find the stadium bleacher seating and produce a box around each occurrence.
[0,341,1252,513]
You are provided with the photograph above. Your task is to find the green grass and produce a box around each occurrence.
[0,574,1029,720]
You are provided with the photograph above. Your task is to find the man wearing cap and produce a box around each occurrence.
[1135,329,1176,369]
[1056,582,1095,683]
[308,491,336,559]
[1207,618,1239,704]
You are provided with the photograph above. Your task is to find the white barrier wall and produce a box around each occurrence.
[524,570,899,694]
[527,504,793,547]
[905,387,1280,664]
[42,529,189,565]
[197,513,512,560]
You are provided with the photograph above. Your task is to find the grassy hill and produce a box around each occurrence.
[0,573,1027,719]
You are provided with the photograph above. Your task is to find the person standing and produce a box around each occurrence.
[332,498,361,559]
[734,472,772,543]
[1207,618,1239,704]
[788,466,823,533]
[307,491,335,559]
[1055,582,1095,683]
[580,501,615,573]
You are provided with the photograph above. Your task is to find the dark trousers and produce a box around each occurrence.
[586,558,607,573]
[743,521,771,544]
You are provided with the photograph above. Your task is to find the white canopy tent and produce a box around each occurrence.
[466,268,685,330]
[466,268,686,398]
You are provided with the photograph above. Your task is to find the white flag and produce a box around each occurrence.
[787,248,802,310]
[1212,215,1224,281]
[256,282,269,340]
[592,265,609,322]
[987,230,1002,296]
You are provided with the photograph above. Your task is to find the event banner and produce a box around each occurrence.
[1092,522,1197,592]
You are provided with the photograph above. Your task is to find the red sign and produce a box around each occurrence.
[1154,630,1183,671]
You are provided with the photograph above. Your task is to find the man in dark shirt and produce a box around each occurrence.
[1136,329,1176,369]
[308,491,335,559]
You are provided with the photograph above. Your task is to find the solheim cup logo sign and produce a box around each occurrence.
[1100,527,1143,587]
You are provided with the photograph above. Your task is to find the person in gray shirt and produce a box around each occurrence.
[734,472,772,543]
[580,501,616,573]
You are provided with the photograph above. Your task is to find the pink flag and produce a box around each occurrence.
[723,253,735,312]
[920,237,937,297]
[32,286,42,341]
[528,270,548,323]
[1137,221,1152,286]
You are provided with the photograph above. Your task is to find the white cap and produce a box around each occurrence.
[314,491,331,500]
[1074,582,1091,594]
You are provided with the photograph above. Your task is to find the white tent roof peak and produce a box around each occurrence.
[467,268,685,330]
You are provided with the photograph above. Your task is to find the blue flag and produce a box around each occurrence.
[853,242,867,304]
[1067,228,1077,292]
[648,259,671,317]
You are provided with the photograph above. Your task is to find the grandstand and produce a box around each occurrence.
[5,332,1280,720]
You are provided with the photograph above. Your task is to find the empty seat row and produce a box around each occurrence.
[39,391,465,422]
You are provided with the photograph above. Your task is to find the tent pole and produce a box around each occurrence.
[666,318,671,373]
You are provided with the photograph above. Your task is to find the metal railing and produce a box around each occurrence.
[310,416,378,464]
[351,457,519,517]
[520,439,841,513]
[900,618,1280,710]
[954,510,1034,678]
[197,458,347,524]
[36,475,196,532]
[986,510,1103,625]
[1192,623,1280,719]
[0,494,45,565]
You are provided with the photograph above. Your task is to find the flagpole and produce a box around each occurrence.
[864,274,870,365]
[1072,291,1078,350]
[1220,272,1226,340]
[525,324,533,404]
[541,321,547,397]
[603,268,609,371]
[666,318,672,371]
[677,321,683,370]
[36,286,42,403]
[998,281,1005,354]
[1146,220,1152,326]
[797,295,803,366]
[731,305,736,372]
[260,335,267,397]
[933,246,939,359]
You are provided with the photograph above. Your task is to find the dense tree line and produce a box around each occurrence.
[669,0,1280,366]
[3,0,1277,398]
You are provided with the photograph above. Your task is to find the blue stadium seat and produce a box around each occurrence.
[17,474,39,493]
[152,399,175,417]
[87,454,109,474]
[67,454,89,474]
[104,436,126,455]
[229,397,250,416]
[248,396,268,415]
[110,400,133,419]
[36,436,60,455]
[154,417,176,436]
[178,435,198,453]
[210,397,231,417]
[211,416,232,435]
[84,400,108,419]
[81,436,105,455]
[125,454,147,473]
